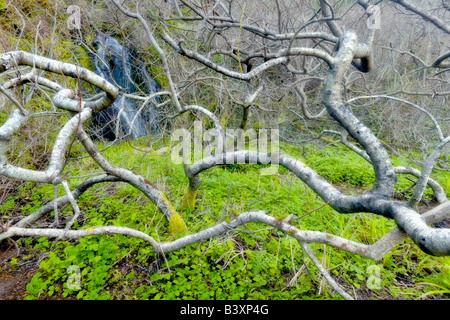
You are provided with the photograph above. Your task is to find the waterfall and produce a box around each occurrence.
[92,33,161,141]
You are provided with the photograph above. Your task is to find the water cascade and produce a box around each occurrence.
[92,33,161,140]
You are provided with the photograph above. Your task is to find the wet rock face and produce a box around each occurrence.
[92,33,161,141]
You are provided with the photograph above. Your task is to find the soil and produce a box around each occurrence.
[0,240,39,300]
[0,265,38,300]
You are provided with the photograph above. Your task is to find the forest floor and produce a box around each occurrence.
[1,178,449,301]
[1,218,448,301]
[0,250,380,300]
[0,255,447,301]
[0,241,35,300]
[1,143,448,301]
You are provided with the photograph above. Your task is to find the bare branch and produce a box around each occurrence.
[76,128,178,220]
[347,95,444,141]
[389,0,450,34]
[409,137,450,208]
[110,0,182,111]
[431,51,450,69]
[324,32,397,197]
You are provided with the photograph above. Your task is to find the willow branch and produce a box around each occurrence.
[431,51,450,69]
[409,137,450,208]
[110,0,182,111]
[324,32,396,197]
[13,175,121,228]
[389,0,450,34]
[347,95,444,142]
[76,127,177,220]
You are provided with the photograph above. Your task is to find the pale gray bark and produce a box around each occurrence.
[431,51,450,69]
[409,137,450,208]
[110,0,182,111]
[182,105,225,152]
[389,0,450,34]
[347,95,444,141]
[394,166,448,204]
[76,128,177,220]
[322,130,371,163]
[1,32,447,259]
[319,0,342,37]
[323,32,397,197]
[0,108,92,183]
[4,201,450,259]
[294,84,327,120]
[0,51,118,103]
[13,175,121,228]
[186,149,450,256]
[0,49,178,219]
[0,2,448,302]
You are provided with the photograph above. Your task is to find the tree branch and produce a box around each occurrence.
[389,0,450,34]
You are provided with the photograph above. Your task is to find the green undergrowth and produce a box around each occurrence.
[3,139,449,300]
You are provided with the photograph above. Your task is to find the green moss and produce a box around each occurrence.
[168,212,187,235]
[0,0,7,11]
[181,186,197,210]
[159,192,178,217]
